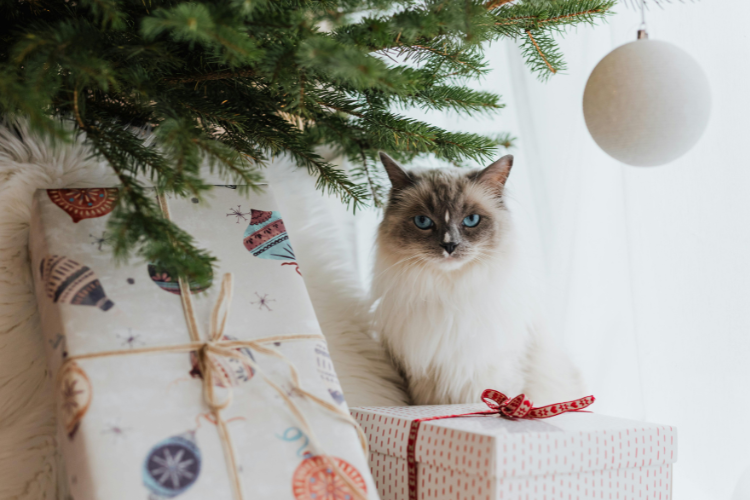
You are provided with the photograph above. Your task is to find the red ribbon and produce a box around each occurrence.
[406,390,595,500]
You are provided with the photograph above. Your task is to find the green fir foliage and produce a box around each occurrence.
[0,0,614,284]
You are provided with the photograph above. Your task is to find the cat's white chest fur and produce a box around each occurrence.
[372,232,538,405]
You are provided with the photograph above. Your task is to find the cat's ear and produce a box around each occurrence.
[379,152,413,191]
[477,155,513,187]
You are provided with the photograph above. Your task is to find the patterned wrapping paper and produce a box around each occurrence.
[29,186,379,500]
[351,405,677,500]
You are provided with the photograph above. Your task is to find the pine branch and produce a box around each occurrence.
[164,68,256,84]
[486,0,516,9]
[0,0,616,282]
[524,30,559,76]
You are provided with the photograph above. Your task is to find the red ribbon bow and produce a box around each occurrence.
[480,389,595,419]
[405,390,595,500]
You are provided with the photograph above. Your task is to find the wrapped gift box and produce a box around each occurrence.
[29,186,378,500]
[351,404,677,500]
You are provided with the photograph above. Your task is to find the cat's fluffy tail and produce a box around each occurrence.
[266,155,409,407]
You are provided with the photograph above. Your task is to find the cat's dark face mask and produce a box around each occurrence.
[377,153,513,271]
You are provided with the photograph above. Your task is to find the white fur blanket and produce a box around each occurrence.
[0,122,406,499]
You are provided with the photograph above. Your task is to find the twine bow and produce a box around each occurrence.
[56,195,370,500]
[175,272,369,500]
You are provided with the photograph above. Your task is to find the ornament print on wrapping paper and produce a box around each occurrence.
[143,431,202,499]
[142,414,245,500]
[47,188,118,223]
[59,361,92,439]
[147,264,213,295]
[278,427,368,500]
[314,343,345,405]
[40,255,115,311]
[242,209,301,275]
[291,456,367,500]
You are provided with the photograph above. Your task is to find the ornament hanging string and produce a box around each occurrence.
[404,389,595,500]
[638,0,649,39]
[56,194,370,500]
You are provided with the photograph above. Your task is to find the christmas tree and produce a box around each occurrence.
[0,0,614,284]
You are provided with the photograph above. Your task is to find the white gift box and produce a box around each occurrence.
[29,186,378,500]
[351,404,677,500]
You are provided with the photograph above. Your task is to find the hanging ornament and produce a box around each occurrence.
[291,455,367,500]
[147,265,212,295]
[142,431,202,499]
[58,361,93,439]
[47,188,118,223]
[40,255,115,311]
[189,335,255,387]
[582,1,711,166]
[314,342,345,405]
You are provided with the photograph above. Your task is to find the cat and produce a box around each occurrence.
[371,152,584,406]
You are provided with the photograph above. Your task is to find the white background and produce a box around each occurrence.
[345,3,750,499]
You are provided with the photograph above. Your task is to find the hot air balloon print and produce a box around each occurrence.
[47,188,118,223]
[147,265,212,295]
[40,255,114,311]
[291,455,367,500]
[242,210,300,275]
[314,343,345,405]
[143,431,201,499]
[189,335,255,387]
[58,361,92,439]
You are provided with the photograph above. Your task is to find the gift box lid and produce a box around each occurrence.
[351,405,677,479]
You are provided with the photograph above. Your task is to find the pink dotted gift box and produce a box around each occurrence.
[351,404,677,500]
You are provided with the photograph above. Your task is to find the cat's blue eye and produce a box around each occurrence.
[463,214,481,227]
[413,215,434,229]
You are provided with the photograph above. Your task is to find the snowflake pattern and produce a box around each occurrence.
[251,292,275,311]
[102,420,131,442]
[117,329,143,349]
[150,448,196,489]
[89,231,112,251]
[226,205,251,223]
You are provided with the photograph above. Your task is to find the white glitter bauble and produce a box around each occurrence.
[583,39,711,167]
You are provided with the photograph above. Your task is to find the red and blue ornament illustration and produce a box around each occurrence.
[143,431,201,499]
[243,209,301,275]
[189,335,255,387]
[59,361,92,439]
[47,188,118,223]
[315,343,345,405]
[291,455,367,500]
[40,255,114,311]
[148,265,212,295]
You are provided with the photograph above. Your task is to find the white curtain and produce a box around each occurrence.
[349,2,750,499]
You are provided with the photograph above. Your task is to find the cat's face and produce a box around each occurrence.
[377,153,513,271]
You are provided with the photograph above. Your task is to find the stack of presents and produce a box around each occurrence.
[30,186,676,500]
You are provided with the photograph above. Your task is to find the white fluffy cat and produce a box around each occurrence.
[371,152,584,406]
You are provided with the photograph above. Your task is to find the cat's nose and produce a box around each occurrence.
[440,242,458,254]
